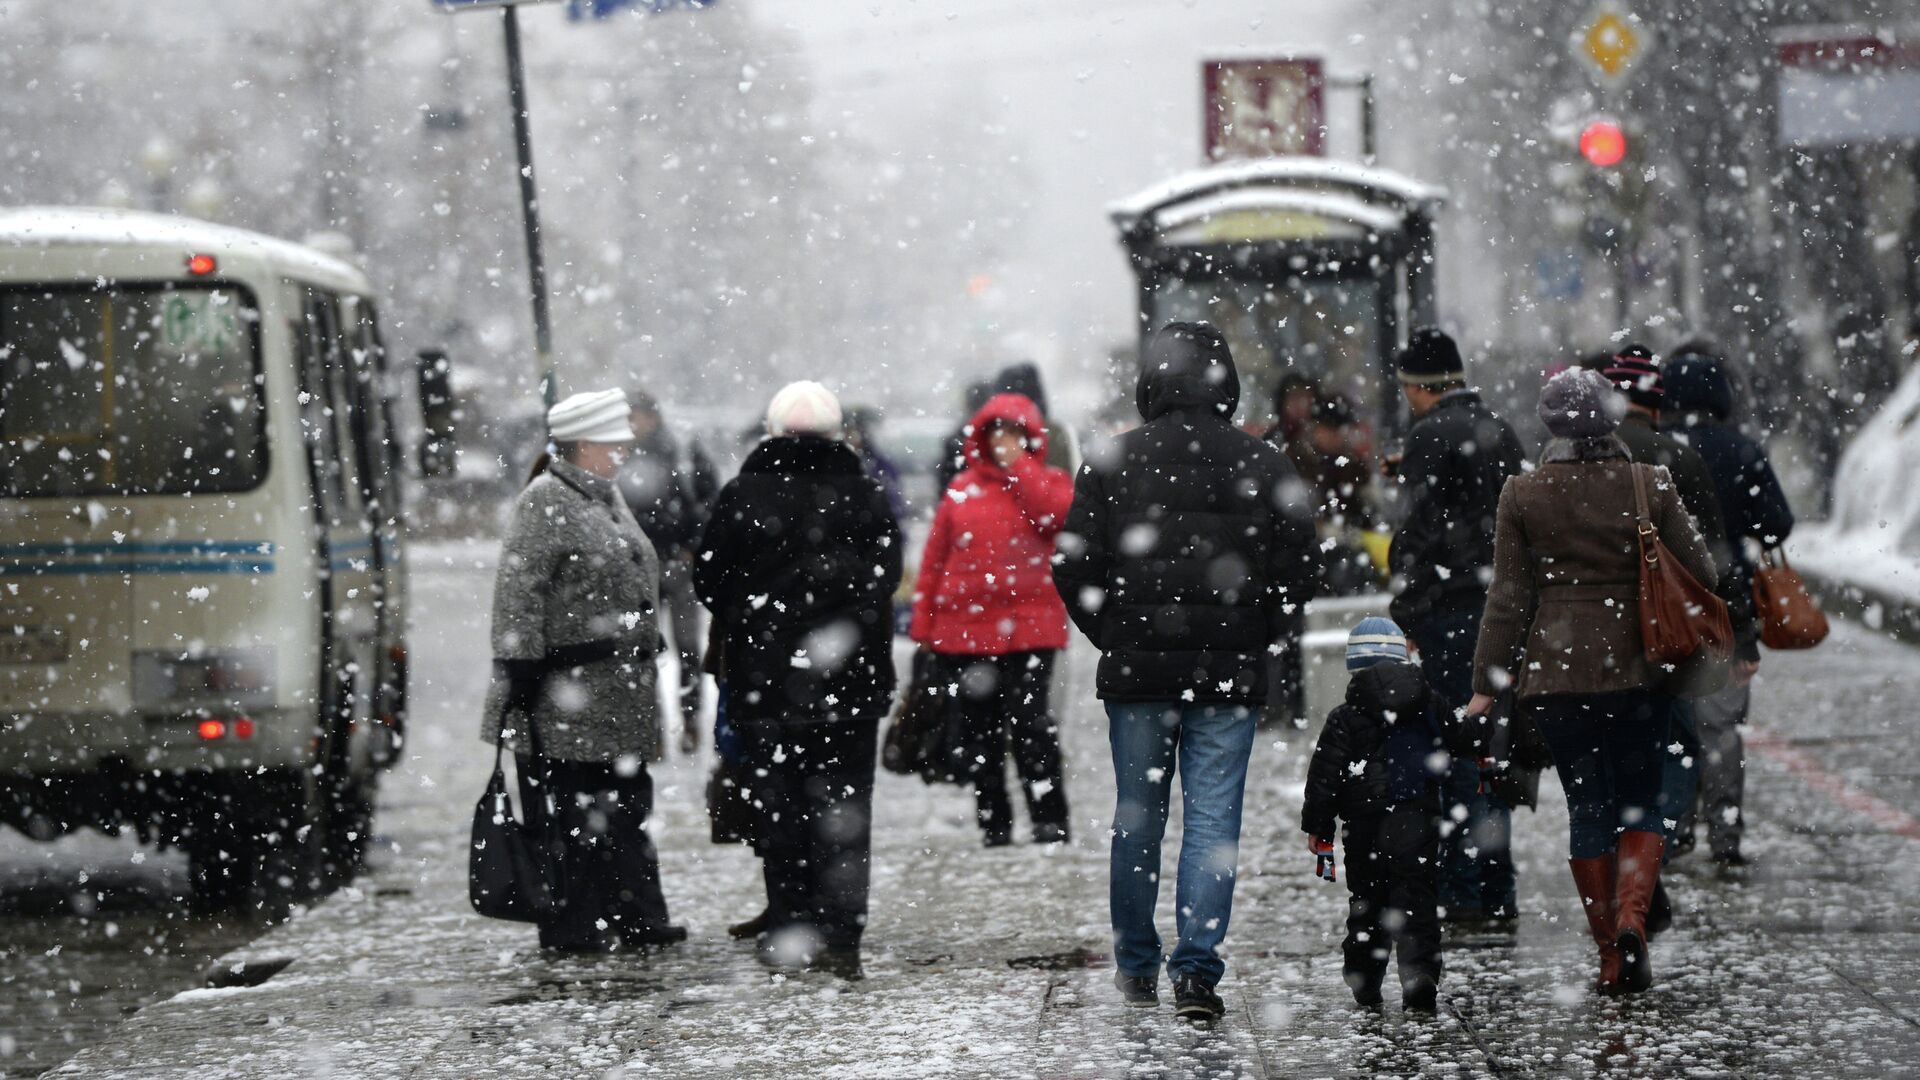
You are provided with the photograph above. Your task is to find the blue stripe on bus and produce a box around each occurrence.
[0,561,275,576]
[0,541,275,557]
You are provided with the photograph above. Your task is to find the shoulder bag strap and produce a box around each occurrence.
[1630,463,1656,567]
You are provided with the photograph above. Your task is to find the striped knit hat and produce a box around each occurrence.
[1603,344,1664,410]
[1347,616,1409,671]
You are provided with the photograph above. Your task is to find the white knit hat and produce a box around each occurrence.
[765,380,842,438]
[547,389,635,443]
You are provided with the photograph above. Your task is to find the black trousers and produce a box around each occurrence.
[743,718,877,949]
[517,756,672,951]
[1342,808,1443,996]
[946,650,1069,839]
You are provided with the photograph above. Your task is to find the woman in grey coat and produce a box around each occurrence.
[480,388,684,952]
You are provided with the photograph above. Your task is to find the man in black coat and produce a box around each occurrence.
[617,390,720,757]
[1054,321,1317,1023]
[1386,327,1525,923]
[1663,346,1794,865]
[695,381,902,974]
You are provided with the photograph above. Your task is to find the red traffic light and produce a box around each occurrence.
[1579,121,1628,168]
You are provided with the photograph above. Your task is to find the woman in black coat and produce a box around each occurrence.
[695,381,902,973]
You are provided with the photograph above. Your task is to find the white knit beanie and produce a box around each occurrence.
[547,389,634,443]
[765,380,843,438]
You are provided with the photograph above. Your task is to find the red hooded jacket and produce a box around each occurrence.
[910,393,1073,656]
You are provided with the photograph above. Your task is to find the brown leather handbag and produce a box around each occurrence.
[1632,465,1734,681]
[1752,547,1830,650]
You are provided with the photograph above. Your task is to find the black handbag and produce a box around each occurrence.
[469,716,556,923]
[882,650,945,778]
[1485,691,1550,811]
[706,758,759,847]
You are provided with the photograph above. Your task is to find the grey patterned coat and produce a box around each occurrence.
[479,459,663,762]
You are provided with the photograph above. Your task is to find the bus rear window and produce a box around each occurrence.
[0,284,265,496]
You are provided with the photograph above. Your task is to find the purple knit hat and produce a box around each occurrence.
[1539,368,1627,439]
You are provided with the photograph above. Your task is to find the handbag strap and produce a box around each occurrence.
[1629,463,1657,567]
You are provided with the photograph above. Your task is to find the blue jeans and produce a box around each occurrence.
[1410,608,1517,918]
[1659,698,1700,863]
[1106,702,1257,987]
[1533,690,1670,858]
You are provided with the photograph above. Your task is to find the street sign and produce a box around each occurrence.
[1572,4,1650,86]
[1204,57,1326,161]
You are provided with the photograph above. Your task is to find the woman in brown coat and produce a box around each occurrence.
[1467,368,1716,996]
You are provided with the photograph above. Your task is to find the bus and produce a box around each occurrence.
[0,207,413,914]
[1111,157,1446,439]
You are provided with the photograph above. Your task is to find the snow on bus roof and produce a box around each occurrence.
[0,206,367,287]
[1110,158,1447,227]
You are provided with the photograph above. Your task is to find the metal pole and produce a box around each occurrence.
[502,5,555,413]
[1359,75,1377,165]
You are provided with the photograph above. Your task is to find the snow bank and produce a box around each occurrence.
[1793,361,1920,606]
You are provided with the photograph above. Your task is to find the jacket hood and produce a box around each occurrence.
[964,392,1050,468]
[1663,353,1733,422]
[1137,322,1240,422]
[1345,661,1433,720]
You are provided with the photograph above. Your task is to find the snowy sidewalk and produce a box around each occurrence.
[47,552,1920,1079]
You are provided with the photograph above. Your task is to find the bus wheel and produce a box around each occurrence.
[321,774,375,884]
[240,770,324,922]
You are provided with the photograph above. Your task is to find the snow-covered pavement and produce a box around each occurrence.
[36,544,1920,1078]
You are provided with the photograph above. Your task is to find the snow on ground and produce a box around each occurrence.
[37,550,1920,1078]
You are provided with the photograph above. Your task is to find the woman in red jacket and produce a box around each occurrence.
[911,392,1075,847]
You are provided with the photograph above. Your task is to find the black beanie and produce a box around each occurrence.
[1396,327,1465,386]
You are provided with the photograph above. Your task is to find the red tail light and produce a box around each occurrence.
[197,718,227,740]
[185,253,218,276]
[233,717,256,740]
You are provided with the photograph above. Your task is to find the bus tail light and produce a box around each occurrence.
[197,718,227,740]
[186,253,218,276]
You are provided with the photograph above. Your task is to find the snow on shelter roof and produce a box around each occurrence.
[0,206,369,290]
[1109,158,1446,230]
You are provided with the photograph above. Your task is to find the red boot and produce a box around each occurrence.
[1568,856,1622,994]
[1612,831,1664,994]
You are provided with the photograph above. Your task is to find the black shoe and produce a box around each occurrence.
[1441,905,1487,925]
[1646,881,1673,939]
[1033,823,1070,845]
[1710,848,1748,869]
[813,945,864,980]
[1402,979,1439,1014]
[1114,971,1159,1007]
[1351,984,1384,1009]
[1172,976,1224,1025]
[728,909,772,940]
[983,830,1014,849]
[619,924,688,949]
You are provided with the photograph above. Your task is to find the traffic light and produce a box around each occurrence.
[1579,120,1627,168]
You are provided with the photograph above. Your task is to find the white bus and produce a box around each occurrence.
[0,208,414,914]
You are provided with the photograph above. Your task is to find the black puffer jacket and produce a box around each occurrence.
[1664,353,1795,660]
[1301,662,1450,839]
[1052,323,1317,704]
[695,435,902,727]
[1387,391,1525,626]
[1614,412,1755,650]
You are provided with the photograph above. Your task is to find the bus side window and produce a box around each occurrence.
[338,297,386,515]
[298,291,362,524]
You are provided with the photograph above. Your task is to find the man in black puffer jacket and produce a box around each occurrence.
[1663,346,1795,866]
[1054,321,1317,1024]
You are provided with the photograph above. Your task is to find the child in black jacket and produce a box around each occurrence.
[1302,617,1453,1012]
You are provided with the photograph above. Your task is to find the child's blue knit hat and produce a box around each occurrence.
[1347,616,1409,670]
